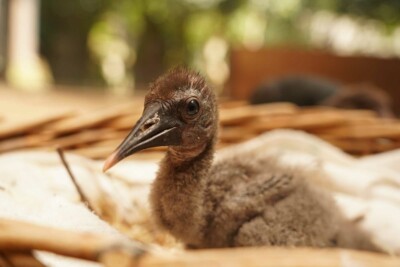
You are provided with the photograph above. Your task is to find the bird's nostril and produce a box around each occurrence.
[141,121,155,132]
[140,116,160,132]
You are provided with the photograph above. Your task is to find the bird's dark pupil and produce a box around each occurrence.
[187,99,199,115]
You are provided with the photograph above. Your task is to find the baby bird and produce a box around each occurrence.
[103,68,380,251]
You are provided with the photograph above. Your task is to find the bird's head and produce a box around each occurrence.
[103,68,218,171]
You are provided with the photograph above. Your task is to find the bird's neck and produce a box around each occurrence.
[150,138,215,245]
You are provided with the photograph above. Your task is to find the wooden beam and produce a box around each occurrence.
[0,218,399,267]
[0,218,146,261]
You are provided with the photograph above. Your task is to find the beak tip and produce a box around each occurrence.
[103,152,118,173]
[102,164,110,173]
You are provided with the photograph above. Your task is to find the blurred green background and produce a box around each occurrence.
[1,0,400,93]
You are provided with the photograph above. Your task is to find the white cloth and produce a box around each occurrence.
[218,130,400,254]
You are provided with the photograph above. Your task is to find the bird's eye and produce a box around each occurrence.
[186,99,200,116]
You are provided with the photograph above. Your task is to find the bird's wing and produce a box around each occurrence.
[203,157,304,247]
[209,154,302,207]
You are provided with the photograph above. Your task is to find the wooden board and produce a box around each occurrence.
[228,47,400,116]
[0,219,400,267]
[1,218,399,267]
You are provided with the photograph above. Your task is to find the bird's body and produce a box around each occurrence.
[250,76,394,118]
[249,76,338,106]
[104,68,380,252]
[151,148,377,250]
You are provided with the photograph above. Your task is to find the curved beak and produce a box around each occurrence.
[103,103,181,172]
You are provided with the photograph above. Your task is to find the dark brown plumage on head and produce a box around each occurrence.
[104,68,382,252]
[103,67,218,170]
[145,67,219,160]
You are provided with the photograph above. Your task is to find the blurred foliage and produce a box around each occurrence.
[304,0,400,29]
[40,0,109,85]
[39,0,400,87]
